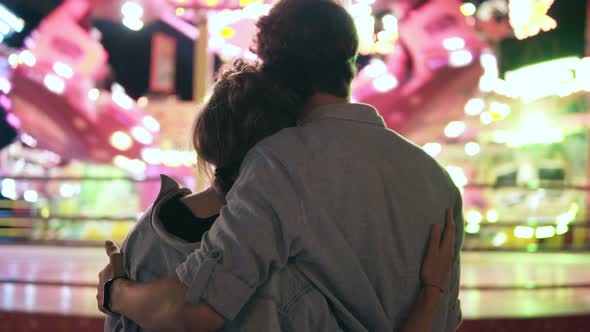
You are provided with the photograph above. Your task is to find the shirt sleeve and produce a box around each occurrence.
[176,146,302,320]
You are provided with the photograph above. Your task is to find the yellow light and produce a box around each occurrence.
[110,131,133,151]
[206,0,219,6]
[220,27,235,39]
[176,7,185,16]
[466,210,483,224]
[514,226,534,239]
[41,207,50,219]
[460,2,477,16]
[535,226,555,239]
[490,102,511,119]
[486,209,499,223]
[465,223,480,234]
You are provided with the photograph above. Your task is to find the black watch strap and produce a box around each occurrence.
[103,275,127,316]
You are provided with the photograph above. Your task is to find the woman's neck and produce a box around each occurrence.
[180,186,226,219]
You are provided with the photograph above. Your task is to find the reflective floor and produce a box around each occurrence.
[1,245,590,319]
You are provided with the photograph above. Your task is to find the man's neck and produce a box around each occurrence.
[301,93,349,117]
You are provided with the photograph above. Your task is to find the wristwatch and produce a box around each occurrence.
[103,275,127,316]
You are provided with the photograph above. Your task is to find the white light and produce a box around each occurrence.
[59,184,75,198]
[464,98,485,116]
[122,17,144,31]
[121,2,144,18]
[363,59,388,79]
[19,50,36,67]
[0,4,24,32]
[141,148,161,164]
[142,116,160,132]
[373,74,398,92]
[423,142,442,157]
[0,20,10,35]
[486,209,500,223]
[464,142,480,156]
[0,77,12,94]
[443,37,466,51]
[460,2,477,16]
[444,121,466,138]
[131,126,153,145]
[112,90,134,110]
[514,226,534,239]
[535,226,555,239]
[449,50,473,68]
[492,232,507,246]
[88,88,100,101]
[445,166,468,187]
[20,133,37,147]
[110,131,133,151]
[53,62,74,79]
[43,74,65,94]
[465,223,480,234]
[382,14,398,31]
[490,101,511,118]
[480,111,493,125]
[556,224,568,235]
[1,178,16,200]
[23,190,38,203]
[8,53,18,68]
[480,53,498,72]
[466,210,483,224]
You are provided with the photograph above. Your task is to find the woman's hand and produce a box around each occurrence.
[421,209,456,295]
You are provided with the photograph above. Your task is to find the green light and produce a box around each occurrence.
[527,243,539,252]
[465,223,481,234]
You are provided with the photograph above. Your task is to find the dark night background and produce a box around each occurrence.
[0,0,587,98]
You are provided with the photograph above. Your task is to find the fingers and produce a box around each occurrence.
[442,209,456,252]
[428,223,442,255]
[104,240,120,258]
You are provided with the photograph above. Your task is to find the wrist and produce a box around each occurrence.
[110,277,129,314]
[421,286,444,307]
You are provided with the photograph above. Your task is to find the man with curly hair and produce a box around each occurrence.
[96,1,463,331]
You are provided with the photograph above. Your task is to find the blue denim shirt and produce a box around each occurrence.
[104,175,341,332]
[176,103,463,331]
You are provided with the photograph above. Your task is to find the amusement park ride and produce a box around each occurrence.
[0,0,499,167]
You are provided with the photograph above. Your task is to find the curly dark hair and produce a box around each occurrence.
[192,60,299,194]
[253,0,359,103]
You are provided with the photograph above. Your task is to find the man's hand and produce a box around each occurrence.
[97,240,125,315]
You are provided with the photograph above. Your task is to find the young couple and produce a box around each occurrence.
[98,0,464,331]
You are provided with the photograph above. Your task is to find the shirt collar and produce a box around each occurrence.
[299,103,385,127]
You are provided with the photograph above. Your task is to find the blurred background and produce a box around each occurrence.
[0,0,589,331]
